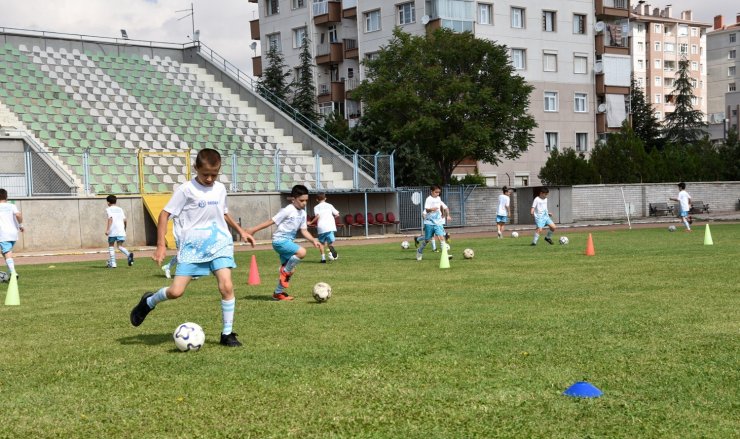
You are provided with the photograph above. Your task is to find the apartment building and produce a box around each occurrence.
[706,14,740,140]
[250,0,602,186]
[629,4,710,125]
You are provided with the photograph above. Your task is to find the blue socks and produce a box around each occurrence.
[146,287,168,309]
[221,298,235,335]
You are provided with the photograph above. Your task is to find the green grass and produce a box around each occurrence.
[1,225,738,438]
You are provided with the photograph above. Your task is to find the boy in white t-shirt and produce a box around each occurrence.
[0,188,24,277]
[309,192,340,263]
[414,185,451,261]
[496,186,512,239]
[104,195,133,268]
[130,149,256,348]
[669,182,693,231]
[247,184,320,301]
[530,187,556,246]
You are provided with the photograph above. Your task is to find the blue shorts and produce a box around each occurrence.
[496,215,508,224]
[175,256,236,277]
[273,239,301,265]
[0,241,15,254]
[318,232,335,244]
[108,236,125,245]
[423,224,445,241]
[679,210,689,218]
[535,216,554,228]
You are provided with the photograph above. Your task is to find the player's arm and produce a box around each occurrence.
[307,214,319,226]
[224,212,255,247]
[246,218,275,236]
[300,227,320,248]
[15,212,23,232]
[152,210,171,265]
[105,217,112,235]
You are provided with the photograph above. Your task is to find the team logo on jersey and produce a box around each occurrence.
[198,201,206,208]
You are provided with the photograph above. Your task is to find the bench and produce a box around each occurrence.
[690,200,709,214]
[649,202,675,216]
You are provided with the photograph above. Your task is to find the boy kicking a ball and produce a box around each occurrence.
[129,149,255,347]
[530,187,556,246]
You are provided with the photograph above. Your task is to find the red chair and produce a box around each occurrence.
[344,213,361,236]
[334,216,347,237]
[375,212,389,235]
[354,212,366,226]
[386,212,400,234]
[366,212,383,234]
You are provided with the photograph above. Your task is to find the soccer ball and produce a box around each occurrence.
[327,251,335,261]
[401,240,410,249]
[559,236,569,245]
[173,322,205,352]
[668,225,676,232]
[511,231,519,238]
[0,271,9,283]
[313,282,332,303]
[463,248,475,259]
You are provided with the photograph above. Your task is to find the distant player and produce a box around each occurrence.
[0,188,24,276]
[310,192,340,263]
[414,185,451,261]
[530,187,556,246]
[247,184,320,301]
[496,186,512,239]
[105,195,133,268]
[669,182,692,231]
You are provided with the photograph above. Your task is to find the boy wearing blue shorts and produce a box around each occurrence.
[0,188,24,277]
[311,192,340,263]
[247,184,320,301]
[496,186,512,239]
[415,185,451,261]
[530,187,556,245]
[130,149,255,347]
[669,182,692,231]
[104,195,134,268]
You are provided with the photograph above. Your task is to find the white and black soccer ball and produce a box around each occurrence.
[668,225,676,232]
[559,236,569,245]
[401,240,410,249]
[327,251,335,261]
[511,231,519,238]
[313,282,332,303]
[463,248,475,259]
[173,322,205,352]
[0,271,9,283]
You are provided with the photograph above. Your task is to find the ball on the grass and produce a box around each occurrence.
[173,322,205,352]
[668,225,676,232]
[313,282,332,303]
[511,231,519,238]
[559,236,569,245]
[0,271,9,283]
[463,248,475,259]
[401,240,410,249]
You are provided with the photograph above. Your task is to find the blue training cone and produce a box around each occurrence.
[563,381,603,398]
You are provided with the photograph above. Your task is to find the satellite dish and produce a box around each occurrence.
[594,21,605,33]
[421,15,430,25]
[597,103,607,113]
[594,61,604,74]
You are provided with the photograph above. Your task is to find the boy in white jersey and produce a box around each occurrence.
[496,186,512,239]
[310,192,340,263]
[104,195,133,268]
[669,182,693,231]
[247,184,320,301]
[130,149,256,347]
[0,188,24,277]
[530,187,556,246]
[414,185,451,261]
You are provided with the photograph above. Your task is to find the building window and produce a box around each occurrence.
[637,59,644,70]
[318,102,334,120]
[575,133,588,152]
[664,77,674,87]
[731,33,737,43]
[637,42,644,53]
[327,25,338,43]
[656,111,662,119]
[267,32,281,51]
[678,24,688,37]
[729,50,737,60]
[544,91,558,112]
[654,24,661,33]
[690,27,698,37]
[292,0,305,9]
[691,61,698,71]
[654,41,661,51]
[636,76,644,87]
[478,3,493,25]
[398,2,415,25]
[690,78,697,88]
[574,93,587,112]
[293,27,307,48]
[654,94,661,104]
[573,14,586,34]
[730,66,737,77]
[664,42,674,52]
[365,51,380,61]
[637,23,644,33]
[654,59,661,69]
[544,132,559,152]
[543,52,557,72]
[515,174,529,186]
[365,9,381,32]
[574,55,587,74]
[542,10,556,32]
[265,0,279,16]
[511,48,526,70]
[679,43,688,55]
[730,83,737,92]
[655,76,661,86]
[691,44,698,54]
[511,7,525,28]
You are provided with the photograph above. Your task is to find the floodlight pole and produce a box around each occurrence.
[176,3,196,41]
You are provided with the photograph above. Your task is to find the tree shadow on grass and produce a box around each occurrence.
[117,333,171,346]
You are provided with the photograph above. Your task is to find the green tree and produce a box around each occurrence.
[589,123,649,183]
[718,128,740,180]
[257,44,291,103]
[663,59,707,144]
[538,148,597,185]
[291,36,319,124]
[322,110,350,143]
[629,76,663,151]
[352,28,536,185]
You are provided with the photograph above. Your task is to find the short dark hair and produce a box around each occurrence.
[502,186,509,193]
[539,187,549,195]
[316,192,327,201]
[106,194,117,204]
[677,182,686,190]
[430,185,441,192]
[195,148,222,168]
[291,184,309,197]
[0,188,7,201]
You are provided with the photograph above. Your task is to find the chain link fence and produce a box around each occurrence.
[397,185,477,231]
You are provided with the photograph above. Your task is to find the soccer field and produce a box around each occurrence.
[2,224,738,438]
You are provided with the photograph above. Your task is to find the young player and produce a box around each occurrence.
[247,184,320,301]
[129,149,255,347]
[414,185,451,261]
[0,188,24,276]
[104,195,134,268]
[496,186,512,238]
[669,182,693,232]
[530,187,556,246]
[310,192,340,263]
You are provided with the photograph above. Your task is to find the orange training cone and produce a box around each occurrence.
[247,255,261,285]
[585,233,595,256]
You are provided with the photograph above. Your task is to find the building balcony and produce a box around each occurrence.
[344,77,360,99]
[313,0,342,25]
[595,75,630,95]
[318,81,345,104]
[595,33,630,56]
[252,56,262,77]
[596,113,623,134]
[315,42,344,65]
[250,19,260,41]
[343,0,357,18]
[343,39,358,59]
[595,0,630,18]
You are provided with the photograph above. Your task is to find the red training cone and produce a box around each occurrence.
[585,233,595,256]
[248,255,261,285]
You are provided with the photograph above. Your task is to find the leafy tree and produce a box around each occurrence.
[352,28,536,185]
[257,44,291,103]
[322,110,350,143]
[291,36,319,124]
[589,123,649,183]
[449,170,486,185]
[629,76,663,151]
[662,59,707,144]
[718,128,740,180]
[538,148,597,185]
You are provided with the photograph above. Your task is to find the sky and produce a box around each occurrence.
[0,0,737,76]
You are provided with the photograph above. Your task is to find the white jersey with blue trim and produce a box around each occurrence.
[272,204,307,242]
[531,197,549,219]
[423,196,447,226]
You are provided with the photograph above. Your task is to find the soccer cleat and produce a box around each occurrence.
[320,259,327,264]
[433,248,439,253]
[128,252,135,266]
[416,250,423,261]
[278,265,293,288]
[272,292,295,301]
[220,332,242,347]
[414,236,420,249]
[130,292,154,327]
[530,242,537,246]
[688,216,693,225]
[329,246,338,259]
[544,237,554,245]
[162,265,171,279]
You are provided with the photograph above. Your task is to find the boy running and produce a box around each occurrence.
[414,185,451,261]
[311,192,340,263]
[104,195,134,268]
[669,182,693,231]
[0,189,23,277]
[496,186,512,238]
[530,187,556,246]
